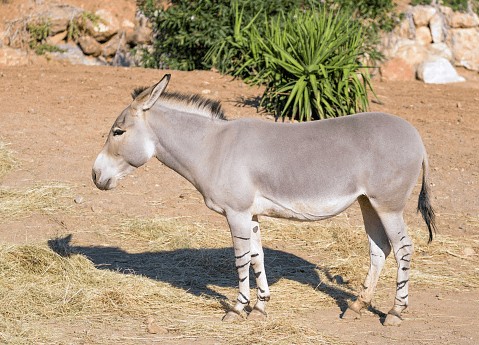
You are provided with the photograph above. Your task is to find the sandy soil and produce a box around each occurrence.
[0,62,478,344]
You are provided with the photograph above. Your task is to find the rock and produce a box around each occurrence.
[417,57,466,84]
[47,43,105,65]
[394,40,430,66]
[102,33,123,58]
[428,43,453,62]
[430,13,445,43]
[132,25,153,45]
[78,36,102,57]
[394,15,415,40]
[36,5,83,35]
[85,9,120,42]
[380,57,416,81]
[0,47,29,66]
[416,26,432,45]
[448,11,479,28]
[412,5,436,27]
[449,28,479,71]
[74,196,84,204]
[46,31,67,45]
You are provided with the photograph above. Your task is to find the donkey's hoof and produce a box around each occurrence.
[247,308,267,320]
[383,313,402,326]
[341,307,362,320]
[222,311,243,322]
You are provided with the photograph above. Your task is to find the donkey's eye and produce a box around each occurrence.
[113,129,126,136]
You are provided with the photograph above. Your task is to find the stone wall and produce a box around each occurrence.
[380,4,479,83]
[0,4,151,67]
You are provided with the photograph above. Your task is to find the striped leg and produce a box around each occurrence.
[343,197,391,319]
[223,212,253,321]
[248,216,270,319]
[379,211,413,326]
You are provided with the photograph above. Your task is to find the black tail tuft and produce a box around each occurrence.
[417,169,437,243]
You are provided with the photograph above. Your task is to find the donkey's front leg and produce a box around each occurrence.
[248,216,270,320]
[223,212,253,321]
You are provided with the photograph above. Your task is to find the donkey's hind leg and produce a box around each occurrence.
[343,196,391,320]
[376,211,413,326]
[248,216,270,320]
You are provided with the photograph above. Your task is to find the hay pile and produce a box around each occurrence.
[1,211,477,343]
[0,140,16,180]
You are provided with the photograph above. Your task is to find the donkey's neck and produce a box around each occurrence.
[148,106,224,192]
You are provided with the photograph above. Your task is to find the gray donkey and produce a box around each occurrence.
[92,74,436,326]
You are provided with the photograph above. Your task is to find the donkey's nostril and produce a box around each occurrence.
[92,169,98,183]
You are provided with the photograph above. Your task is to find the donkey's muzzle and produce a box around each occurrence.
[92,168,113,191]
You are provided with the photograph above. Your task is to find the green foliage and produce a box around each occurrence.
[138,0,321,70]
[235,8,373,121]
[139,0,398,71]
[411,0,477,12]
[67,11,103,41]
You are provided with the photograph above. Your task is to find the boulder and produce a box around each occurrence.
[417,57,465,84]
[428,42,454,62]
[448,11,479,28]
[416,26,432,45]
[380,57,416,81]
[394,40,430,67]
[85,9,120,42]
[449,28,479,70]
[412,5,436,27]
[46,31,67,45]
[102,33,124,58]
[78,35,102,57]
[394,15,415,40]
[430,13,445,43]
[0,46,29,66]
[36,5,83,35]
[47,43,105,65]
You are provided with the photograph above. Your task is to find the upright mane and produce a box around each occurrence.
[131,86,226,120]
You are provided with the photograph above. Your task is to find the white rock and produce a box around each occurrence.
[428,43,453,62]
[417,57,465,84]
[430,13,445,43]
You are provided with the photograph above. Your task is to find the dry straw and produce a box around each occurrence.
[0,140,16,180]
[2,216,476,343]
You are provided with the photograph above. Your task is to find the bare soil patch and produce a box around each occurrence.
[0,63,478,344]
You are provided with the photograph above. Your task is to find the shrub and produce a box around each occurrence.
[233,8,373,121]
[138,0,321,70]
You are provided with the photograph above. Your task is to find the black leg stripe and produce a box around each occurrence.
[239,276,247,282]
[396,244,412,255]
[234,236,250,241]
[236,260,251,270]
[254,271,262,278]
[235,251,250,259]
[258,287,265,293]
[397,280,408,290]
[251,253,259,258]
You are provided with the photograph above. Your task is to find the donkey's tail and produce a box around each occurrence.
[418,152,437,243]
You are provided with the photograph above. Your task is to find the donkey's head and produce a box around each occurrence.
[92,74,170,190]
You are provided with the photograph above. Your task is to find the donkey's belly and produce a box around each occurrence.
[251,192,359,221]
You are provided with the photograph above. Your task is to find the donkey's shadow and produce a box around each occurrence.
[49,235,360,314]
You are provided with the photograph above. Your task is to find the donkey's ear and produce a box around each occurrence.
[142,74,171,111]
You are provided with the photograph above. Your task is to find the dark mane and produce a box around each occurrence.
[131,86,226,121]
[161,91,226,120]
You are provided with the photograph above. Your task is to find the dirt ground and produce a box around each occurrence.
[0,60,478,344]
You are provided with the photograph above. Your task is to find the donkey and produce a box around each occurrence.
[92,74,436,326]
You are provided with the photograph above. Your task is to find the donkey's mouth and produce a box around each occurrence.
[92,169,117,191]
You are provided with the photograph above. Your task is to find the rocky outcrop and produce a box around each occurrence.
[0,4,152,67]
[380,4,479,83]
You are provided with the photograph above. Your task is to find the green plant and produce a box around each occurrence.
[138,0,321,70]
[411,0,477,12]
[67,11,103,41]
[26,20,64,55]
[237,8,373,121]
